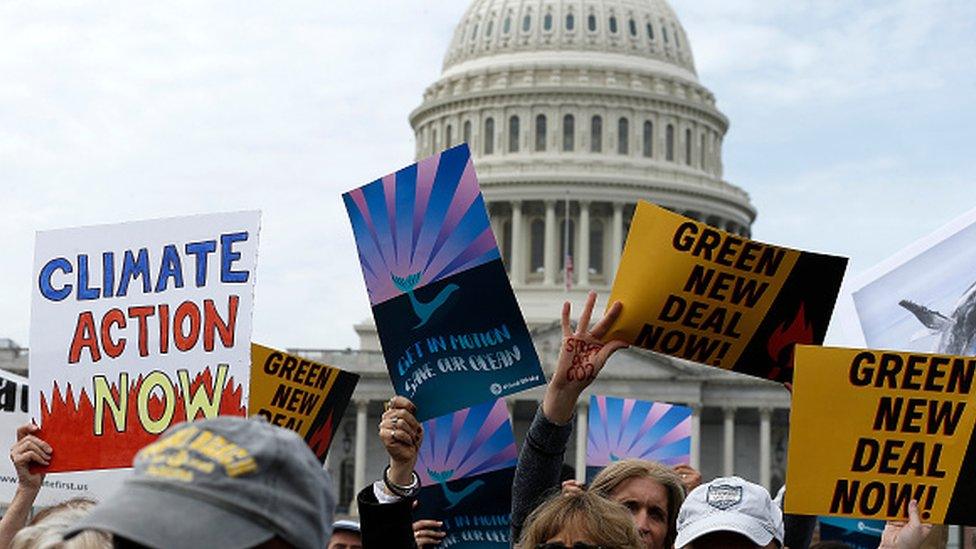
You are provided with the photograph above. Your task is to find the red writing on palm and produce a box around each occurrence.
[564,337,604,382]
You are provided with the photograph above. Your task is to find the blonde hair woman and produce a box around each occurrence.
[520,490,643,549]
[589,459,686,549]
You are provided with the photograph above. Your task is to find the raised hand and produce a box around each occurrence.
[413,519,446,547]
[10,423,50,491]
[672,464,702,493]
[379,396,423,486]
[543,291,628,424]
[879,500,933,549]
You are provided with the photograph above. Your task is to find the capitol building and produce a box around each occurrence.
[323,0,790,515]
[0,0,792,517]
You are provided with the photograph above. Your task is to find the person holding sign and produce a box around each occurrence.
[357,396,426,548]
[511,292,689,549]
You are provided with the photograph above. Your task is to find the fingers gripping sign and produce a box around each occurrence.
[544,292,629,424]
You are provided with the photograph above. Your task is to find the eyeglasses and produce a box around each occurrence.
[535,543,605,549]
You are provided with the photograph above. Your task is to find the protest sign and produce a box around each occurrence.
[30,212,260,472]
[818,516,885,549]
[413,398,516,547]
[0,369,128,505]
[829,205,976,354]
[343,144,543,420]
[786,345,976,524]
[249,343,359,462]
[606,202,847,382]
[586,395,690,481]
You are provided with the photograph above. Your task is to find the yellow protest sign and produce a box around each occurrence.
[786,345,976,525]
[250,343,359,462]
[606,202,846,382]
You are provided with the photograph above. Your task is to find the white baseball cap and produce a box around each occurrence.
[675,476,784,548]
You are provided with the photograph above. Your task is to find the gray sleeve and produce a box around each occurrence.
[510,405,574,544]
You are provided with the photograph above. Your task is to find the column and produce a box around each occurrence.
[510,201,524,285]
[689,404,702,470]
[543,200,556,285]
[578,201,590,287]
[759,408,772,491]
[575,400,589,482]
[723,407,736,476]
[611,202,624,278]
[351,398,369,516]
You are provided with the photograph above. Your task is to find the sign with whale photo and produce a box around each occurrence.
[586,395,691,481]
[413,398,516,547]
[837,206,976,356]
[343,144,544,420]
[605,202,847,382]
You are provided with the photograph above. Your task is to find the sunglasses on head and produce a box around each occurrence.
[535,541,612,549]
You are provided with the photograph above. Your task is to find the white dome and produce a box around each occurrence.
[444,0,697,80]
[409,0,755,325]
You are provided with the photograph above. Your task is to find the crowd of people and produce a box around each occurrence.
[0,293,940,548]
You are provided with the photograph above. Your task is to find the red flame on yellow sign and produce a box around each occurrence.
[766,302,814,380]
[39,367,245,472]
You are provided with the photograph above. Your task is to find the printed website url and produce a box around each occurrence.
[0,476,88,492]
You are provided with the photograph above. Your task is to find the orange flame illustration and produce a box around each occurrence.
[766,303,814,380]
[38,367,245,472]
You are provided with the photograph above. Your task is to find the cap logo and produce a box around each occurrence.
[706,484,743,510]
[138,426,258,482]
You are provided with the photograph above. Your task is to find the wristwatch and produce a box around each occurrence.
[383,465,420,498]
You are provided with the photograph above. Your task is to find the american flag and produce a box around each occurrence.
[564,252,573,291]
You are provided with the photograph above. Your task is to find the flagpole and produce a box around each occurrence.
[564,189,570,293]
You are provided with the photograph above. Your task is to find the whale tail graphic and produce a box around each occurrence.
[427,468,484,509]
[899,299,953,331]
[392,272,459,329]
[609,452,621,462]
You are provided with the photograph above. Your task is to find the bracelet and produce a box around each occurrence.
[383,465,420,498]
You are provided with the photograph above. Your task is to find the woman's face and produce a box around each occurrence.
[610,476,670,549]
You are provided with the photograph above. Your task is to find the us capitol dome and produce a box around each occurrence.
[407,0,756,326]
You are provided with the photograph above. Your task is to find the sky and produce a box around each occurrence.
[1,0,974,351]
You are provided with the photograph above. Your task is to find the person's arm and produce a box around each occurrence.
[0,424,51,549]
[878,500,932,549]
[358,396,423,549]
[511,292,628,542]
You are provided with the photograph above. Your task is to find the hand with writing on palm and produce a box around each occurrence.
[543,291,629,424]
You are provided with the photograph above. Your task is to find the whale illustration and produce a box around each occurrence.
[392,272,459,329]
[900,281,976,355]
[610,452,621,462]
[428,468,484,509]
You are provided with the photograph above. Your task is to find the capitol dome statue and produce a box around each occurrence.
[408,0,757,326]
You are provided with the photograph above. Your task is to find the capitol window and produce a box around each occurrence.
[587,14,597,32]
[617,118,629,155]
[566,13,574,31]
[484,117,495,155]
[643,121,653,157]
[446,125,452,148]
[463,120,472,146]
[685,128,692,165]
[509,116,520,153]
[629,19,637,37]
[504,15,511,34]
[591,115,602,153]
[662,24,669,44]
[700,133,707,169]
[543,13,553,31]
[486,20,493,37]
[523,14,531,32]
[563,114,575,151]
[471,23,479,41]
[530,219,545,273]
[609,16,618,34]
[646,22,654,40]
[535,115,547,152]
[674,26,681,48]
[590,219,604,275]
[666,124,674,161]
